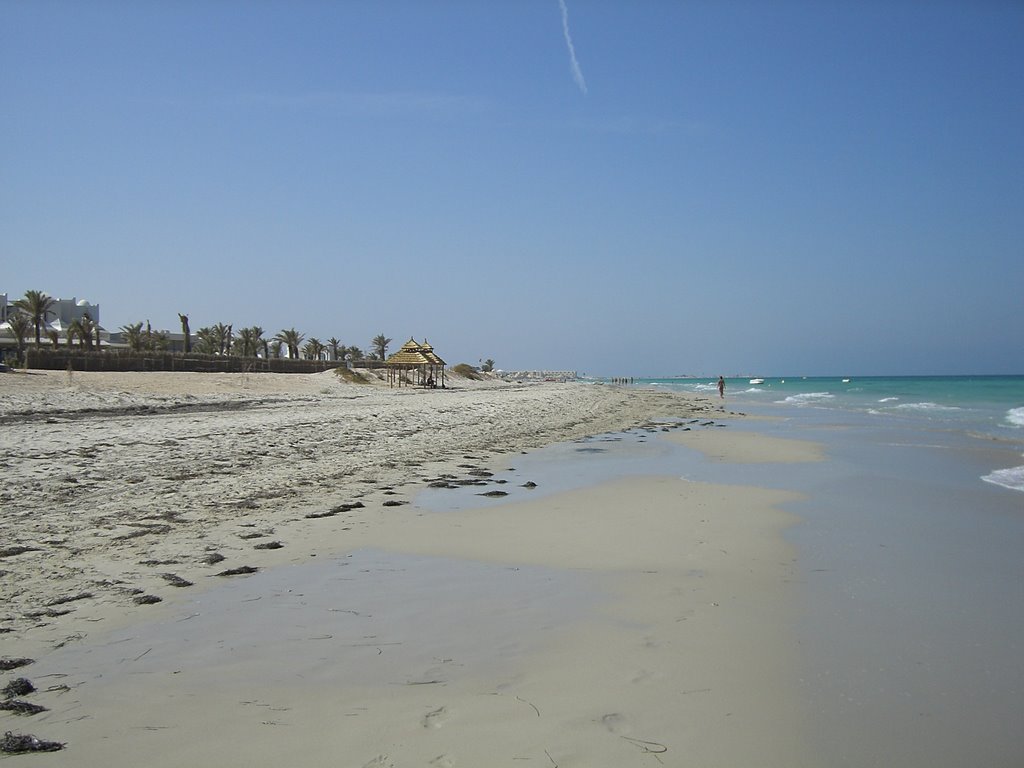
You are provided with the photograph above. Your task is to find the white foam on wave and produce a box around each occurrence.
[1005,407,1024,428]
[982,460,1024,493]
[691,383,719,393]
[878,397,899,403]
[893,402,962,413]
[778,392,834,405]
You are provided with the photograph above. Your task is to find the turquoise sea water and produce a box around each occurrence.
[639,375,1024,492]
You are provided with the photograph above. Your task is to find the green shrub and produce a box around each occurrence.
[451,363,481,380]
[334,366,370,384]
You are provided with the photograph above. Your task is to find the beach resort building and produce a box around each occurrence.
[0,292,106,351]
[0,292,188,354]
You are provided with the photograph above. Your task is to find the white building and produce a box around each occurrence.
[0,292,103,348]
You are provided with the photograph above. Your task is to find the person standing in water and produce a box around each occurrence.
[718,376,725,398]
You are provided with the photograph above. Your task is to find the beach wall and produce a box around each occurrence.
[23,348,346,374]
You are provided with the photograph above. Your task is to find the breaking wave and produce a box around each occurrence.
[893,402,962,413]
[982,462,1024,493]
[1006,407,1024,428]
[778,392,835,406]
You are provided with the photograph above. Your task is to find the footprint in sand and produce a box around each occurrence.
[630,669,655,684]
[601,712,627,733]
[423,706,449,729]
[360,756,393,768]
[429,756,455,767]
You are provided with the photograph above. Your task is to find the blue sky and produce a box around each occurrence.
[3,0,1022,376]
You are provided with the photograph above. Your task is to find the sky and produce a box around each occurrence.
[2,0,1022,377]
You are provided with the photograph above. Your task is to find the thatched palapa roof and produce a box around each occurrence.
[384,338,446,387]
[385,338,446,367]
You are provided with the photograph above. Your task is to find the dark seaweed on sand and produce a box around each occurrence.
[161,573,193,588]
[23,607,73,619]
[46,591,93,606]
[0,658,34,672]
[132,594,162,605]
[305,509,338,519]
[0,700,47,716]
[253,541,283,550]
[214,566,259,577]
[306,501,366,518]
[2,678,35,698]
[1,732,64,753]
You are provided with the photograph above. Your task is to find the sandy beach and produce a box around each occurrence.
[1,369,823,766]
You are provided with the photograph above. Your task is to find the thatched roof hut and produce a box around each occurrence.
[385,338,446,388]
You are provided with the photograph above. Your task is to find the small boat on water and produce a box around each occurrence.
[749,378,765,385]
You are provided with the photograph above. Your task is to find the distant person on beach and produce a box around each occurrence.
[718,376,725,398]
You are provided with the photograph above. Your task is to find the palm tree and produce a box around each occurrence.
[209,323,232,355]
[236,326,264,357]
[152,331,170,351]
[236,327,255,357]
[194,326,219,354]
[120,322,145,351]
[482,359,495,372]
[347,345,366,362]
[196,323,232,355]
[6,310,33,363]
[67,318,84,348]
[252,326,264,357]
[13,290,56,347]
[303,337,325,361]
[77,312,97,351]
[249,326,264,357]
[372,334,392,361]
[327,337,342,361]
[178,314,191,353]
[274,328,304,359]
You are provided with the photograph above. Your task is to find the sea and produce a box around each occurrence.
[645,374,1024,494]
[636,374,1024,767]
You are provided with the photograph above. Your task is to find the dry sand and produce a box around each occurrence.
[0,370,823,766]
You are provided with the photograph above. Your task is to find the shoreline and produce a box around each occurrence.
[1,370,820,765]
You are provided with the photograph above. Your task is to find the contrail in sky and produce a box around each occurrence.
[558,0,588,95]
